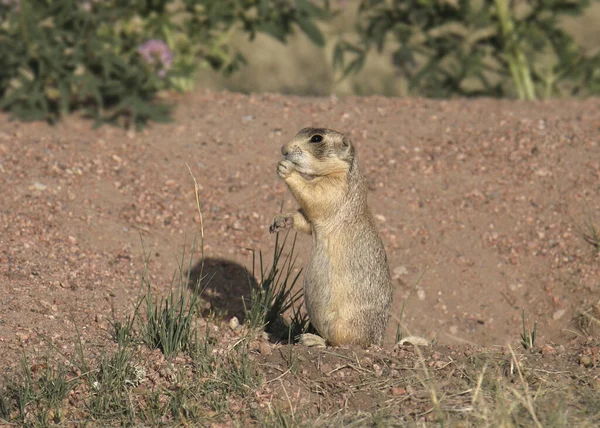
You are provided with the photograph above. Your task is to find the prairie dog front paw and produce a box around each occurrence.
[269,214,293,234]
[277,160,295,179]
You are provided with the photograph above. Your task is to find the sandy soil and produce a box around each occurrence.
[1,91,599,389]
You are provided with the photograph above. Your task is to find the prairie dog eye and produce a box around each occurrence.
[310,134,323,143]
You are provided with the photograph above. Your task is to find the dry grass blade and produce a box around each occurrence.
[508,345,543,428]
[393,265,429,343]
[186,163,205,284]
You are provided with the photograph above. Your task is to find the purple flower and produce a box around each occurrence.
[137,39,173,79]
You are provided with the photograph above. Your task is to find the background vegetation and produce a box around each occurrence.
[0,0,599,128]
[0,0,330,128]
[201,0,600,98]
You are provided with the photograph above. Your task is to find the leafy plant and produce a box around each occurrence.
[0,0,172,128]
[334,0,600,99]
[0,0,331,128]
[185,0,331,74]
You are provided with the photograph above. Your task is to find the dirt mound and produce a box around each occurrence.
[1,91,599,424]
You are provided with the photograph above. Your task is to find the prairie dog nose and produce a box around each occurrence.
[281,143,290,157]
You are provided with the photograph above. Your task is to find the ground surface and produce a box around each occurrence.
[1,91,599,425]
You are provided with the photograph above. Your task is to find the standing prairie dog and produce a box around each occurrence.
[270,127,393,347]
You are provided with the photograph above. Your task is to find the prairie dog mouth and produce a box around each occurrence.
[285,157,317,181]
[298,171,316,181]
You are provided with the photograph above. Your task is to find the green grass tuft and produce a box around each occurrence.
[0,356,74,426]
[87,345,139,422]
[246,231,307,341]
[141,281,200,358]
[582,217,600,255]
[520,309,538,351]
[133,237,202,358]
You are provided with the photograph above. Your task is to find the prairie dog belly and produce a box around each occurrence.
[304,229,385,341]
[303,240,332,338]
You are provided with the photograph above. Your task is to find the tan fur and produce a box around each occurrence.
[270,127,393,347]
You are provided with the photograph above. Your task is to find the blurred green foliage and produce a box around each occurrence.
[1,0,598,129]
[334,0,600,99]
[0,0,330,128]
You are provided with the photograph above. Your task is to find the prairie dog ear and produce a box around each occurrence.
[340,135,354,160]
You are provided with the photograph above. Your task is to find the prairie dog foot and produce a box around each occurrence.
[397,336,431,347]
[269,214,293,234]
[297,333,327,348]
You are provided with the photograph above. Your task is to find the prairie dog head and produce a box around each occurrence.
[281,127,355,181]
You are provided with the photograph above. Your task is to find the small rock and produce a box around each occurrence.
[373,363,383,377]
[537,119,546,131]
[541,344,556,355]
[392,266,408,279]
[16,331,31,341]
[552,309,566,320]
[40,300,57,312]
[391,387,407,396]
[31,182,47,191]
[398,336,430,347]
[374,214,386,223]
[258,342,272,356]
[228,316,239,330]
[580,355,593,368]
[320,363,333,375]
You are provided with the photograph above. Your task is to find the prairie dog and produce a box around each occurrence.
[270,127,393,347]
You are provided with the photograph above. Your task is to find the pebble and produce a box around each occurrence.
[31,182,47,191]
[391,387,407,396]
[373,363,383,377]
[541,344,556,355]
[392,266,408,279]
[374,214,386,223]
[228,316,239,330]
[398,336,430,347]
[258,342,272,356]
[579,355,593,368]
[40,300,57,312]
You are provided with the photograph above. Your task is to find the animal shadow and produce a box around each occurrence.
[186,256,316,342]
[187,257,257,323]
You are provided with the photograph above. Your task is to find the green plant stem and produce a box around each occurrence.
[494,0,536,100]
